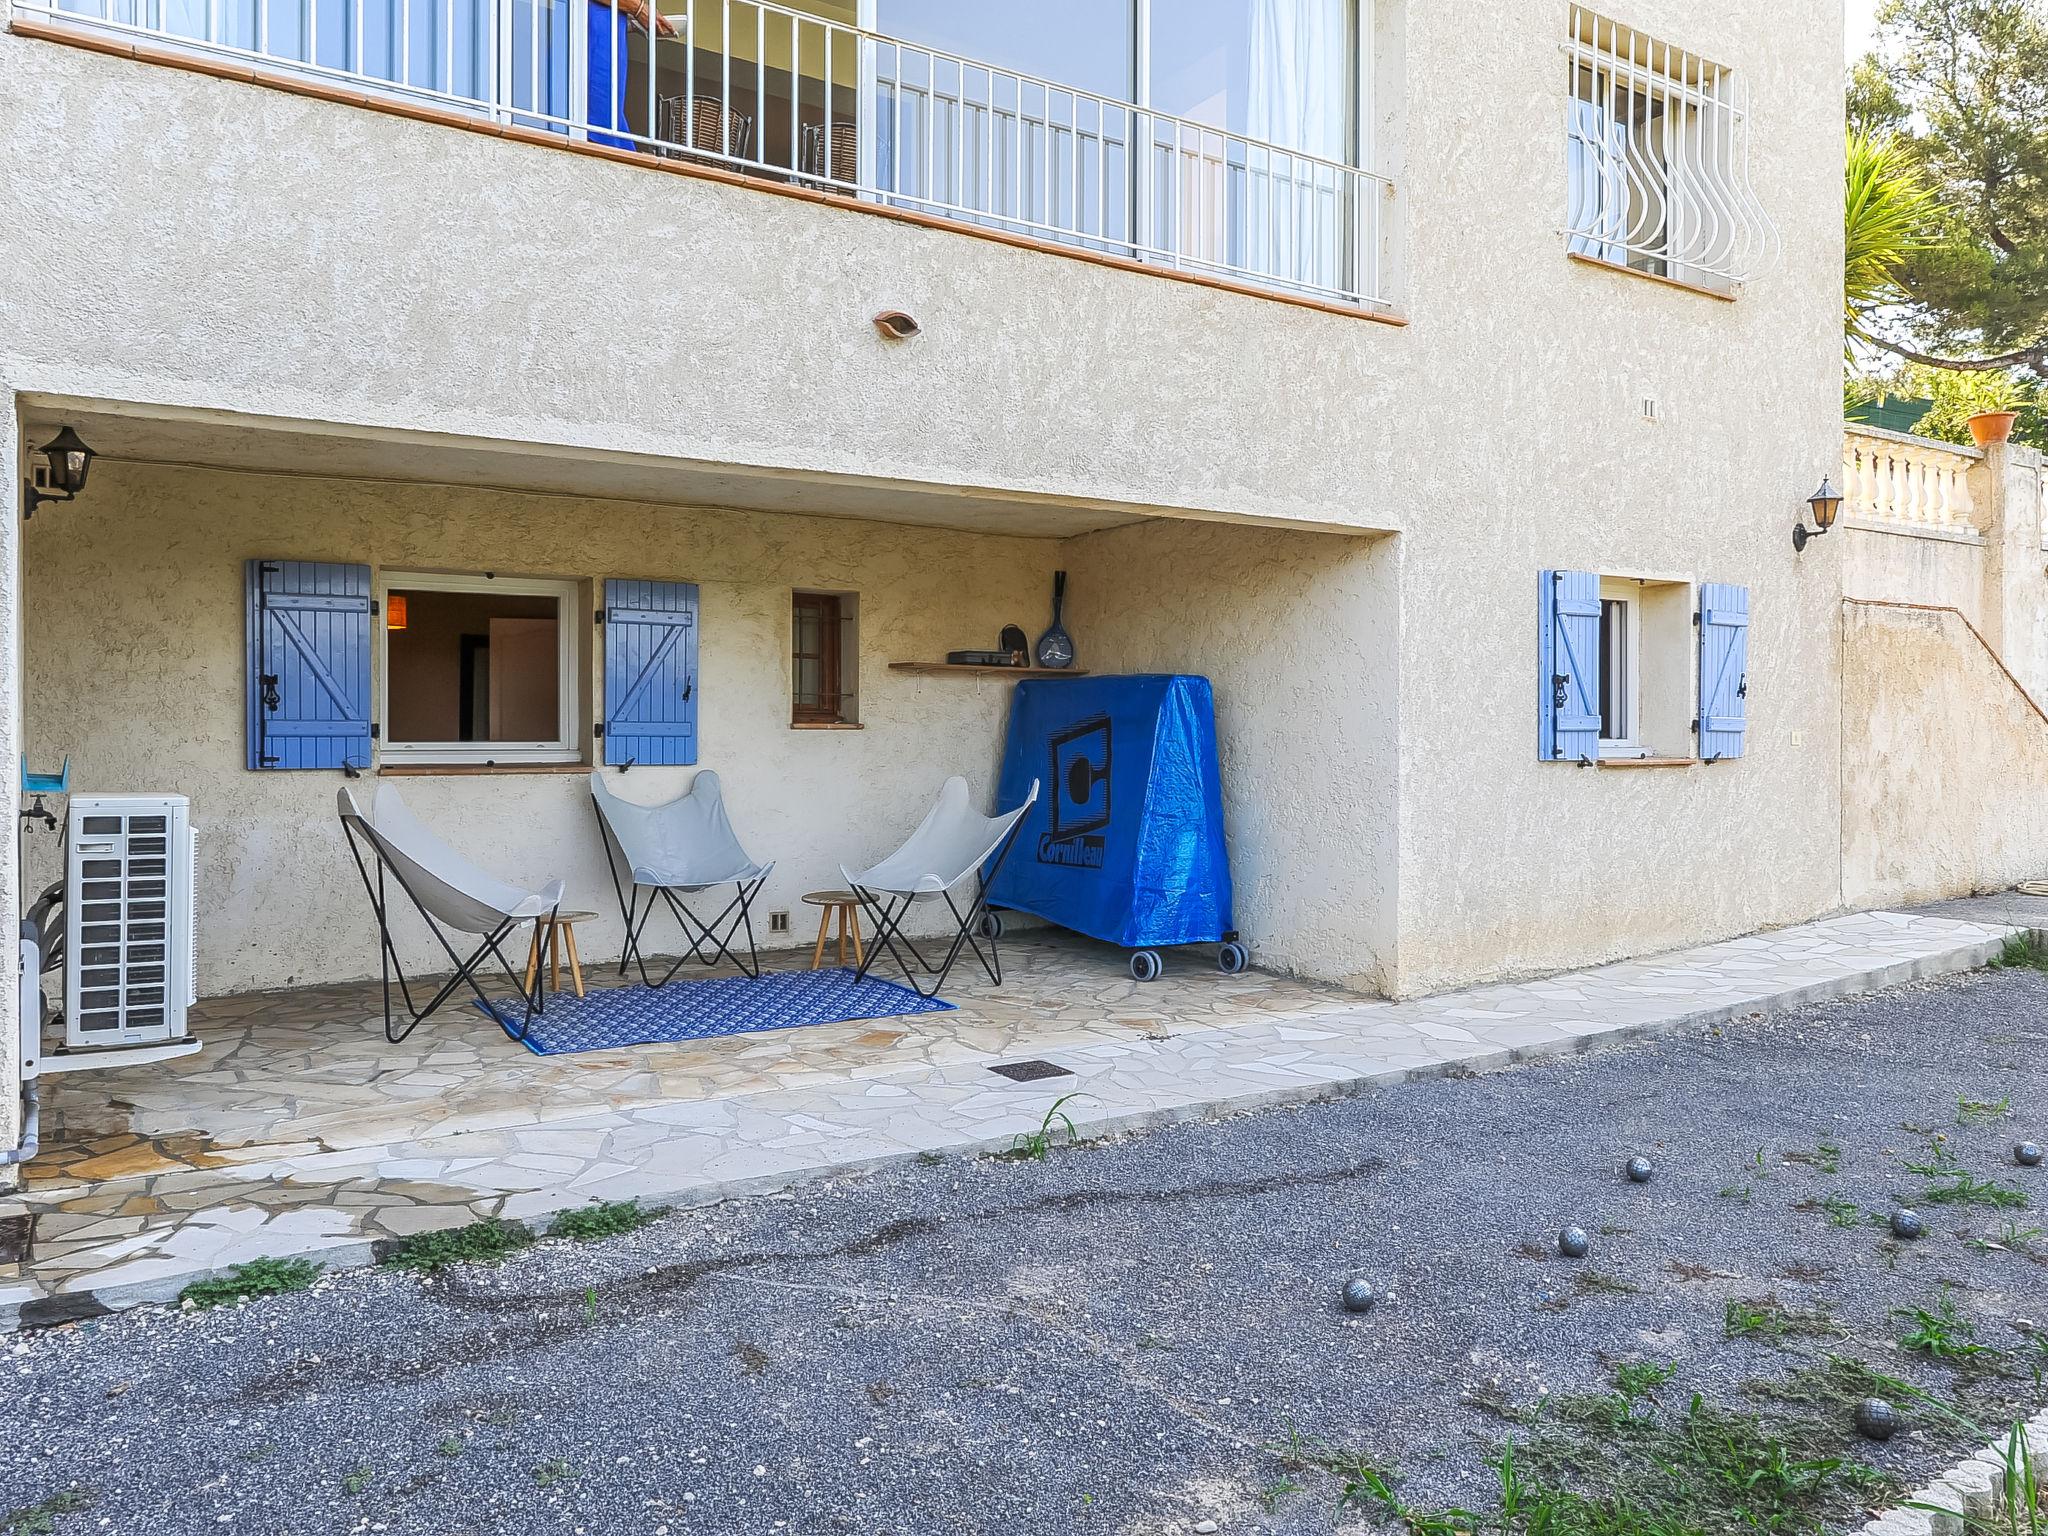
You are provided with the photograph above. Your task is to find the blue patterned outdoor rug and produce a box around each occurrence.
[477,967,954,1056]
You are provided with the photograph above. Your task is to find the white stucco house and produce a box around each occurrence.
[2,0,1923,1182]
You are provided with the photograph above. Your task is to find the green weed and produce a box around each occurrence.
[1896,1288,1999,1364]
[177,1256,321,1310]
[435,1436,463,1459]
[1958,1095,2013,1126]
[1907,1140,2031,1209]
[1613,1360,1677,1402]
[1724,1296,1843,1343]
[1259,1477,1304,1512]
[1989,933,2048,972]
[381,1217,536,1274]
[1005,1093,1083,1161]
[549,1200,657,1242]
[530,1459,574,1489]
[341,1468,372,1496]
[1784,1142,1844,1174]
[3,1491,92,1536]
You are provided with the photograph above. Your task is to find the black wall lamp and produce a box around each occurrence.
[23,426,97,519]
[1792,477,1842,552]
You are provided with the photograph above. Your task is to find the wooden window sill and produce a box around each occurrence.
[1597,756,1697,770]
[791,722,864,731]
[379,762,592,776]
[1566,251,1737,303]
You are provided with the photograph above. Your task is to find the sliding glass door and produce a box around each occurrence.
[868,0,1360,290]
[1147,0,1357,290]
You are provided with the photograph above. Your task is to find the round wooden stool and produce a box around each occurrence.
[524,910,595,999]
[803,890,865,970]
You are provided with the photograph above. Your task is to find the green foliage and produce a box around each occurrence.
[1904,1137,2031,1208]
[1848,0,2048,391]
[1725,1297,1842,1343]
[3,1492,92,1536]
[1958,1095,2013,1125]
[1613,1360,1678,1402]
[549,1200,657,1243]
[1895,1287,1999,1363]
[530,1459,575,1488]
[1004,1093,1083,1162]
[177,1256,321,1310]
[1990,933,2048,972]
[1846,130,1938,347]
[1266,1390,1895,1536]
[381,1217,536,1274]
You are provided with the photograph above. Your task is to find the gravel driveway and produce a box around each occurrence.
[3,965,2044,1536]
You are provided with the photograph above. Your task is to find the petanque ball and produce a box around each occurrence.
[2017,1142,2044,1168]
[1854,1397,1900,1442]
[1341,1278,1378,1314]
[1625,1156,1655,1184]
[1890,1210,1924,1240]
[1558,1226,1591,1259]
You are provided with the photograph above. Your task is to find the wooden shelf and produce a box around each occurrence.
[889,662,1088,679]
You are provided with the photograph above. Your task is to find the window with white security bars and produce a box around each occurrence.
[1564,7,1776,293]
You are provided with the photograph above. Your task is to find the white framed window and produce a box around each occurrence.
[1597,578,1644,758]
[1564,7,1776,292]
[381,572,582,765]
[1599,574,1697,761]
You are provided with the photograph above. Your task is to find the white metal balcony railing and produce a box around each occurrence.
[1842,425,1982,535]
[28,0,1394,308]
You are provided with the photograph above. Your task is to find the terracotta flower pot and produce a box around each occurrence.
[1968,410,2019,447]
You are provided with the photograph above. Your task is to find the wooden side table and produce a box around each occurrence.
[524,911,595,999]
[803,890,865,970]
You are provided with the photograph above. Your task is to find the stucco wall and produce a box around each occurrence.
[0,0,1845,1008]
[1842,525,1988,630]
[1843,600,2048,909]
[1061,520,1400,994]
[21,461,1067,992]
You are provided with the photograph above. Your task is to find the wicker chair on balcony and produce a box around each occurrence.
[800,120,859,189]
[656,95,754,165]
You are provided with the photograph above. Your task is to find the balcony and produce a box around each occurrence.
[20,0,1395,309]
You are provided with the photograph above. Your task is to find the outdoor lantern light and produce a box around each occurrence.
[386,594,409,632]
[22,425,97,520]
[1793,477,1842,552]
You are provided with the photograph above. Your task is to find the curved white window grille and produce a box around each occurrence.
[1563,7,1777,292]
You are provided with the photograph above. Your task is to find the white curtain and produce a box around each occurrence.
[1246,0,1348,159]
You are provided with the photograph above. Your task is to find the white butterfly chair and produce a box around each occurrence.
[843,777,1040,1000]
[590,770,775,985]
[337,785,564,1044]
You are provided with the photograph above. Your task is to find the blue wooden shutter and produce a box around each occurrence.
[1538,569,1602,763]
[1698,582,1751,762]
[245,560,373,771]
[603,579,698,767]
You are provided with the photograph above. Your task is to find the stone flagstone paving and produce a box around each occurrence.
[0,908,2020,1328]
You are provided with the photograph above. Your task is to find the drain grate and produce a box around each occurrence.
[988,1059,1074,1083]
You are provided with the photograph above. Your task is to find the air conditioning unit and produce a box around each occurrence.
[63,794,196,1050]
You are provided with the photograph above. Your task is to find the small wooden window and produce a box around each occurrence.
[792,592,855,725]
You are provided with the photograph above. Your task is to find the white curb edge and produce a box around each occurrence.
[1858,1411,2048,1536]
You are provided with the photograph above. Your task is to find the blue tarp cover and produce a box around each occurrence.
[990,674,1235,949]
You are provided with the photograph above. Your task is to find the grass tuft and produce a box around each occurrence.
[3,1491,92,1536]
[1895,1287,1999,1365]
[177,1256,321,1311]
[1724,1296,1842,1343]
[381,1217,536,1274]
[1989,933,2048,972]
[1002,1093,1084,1162]
[549,1200,658,1243]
